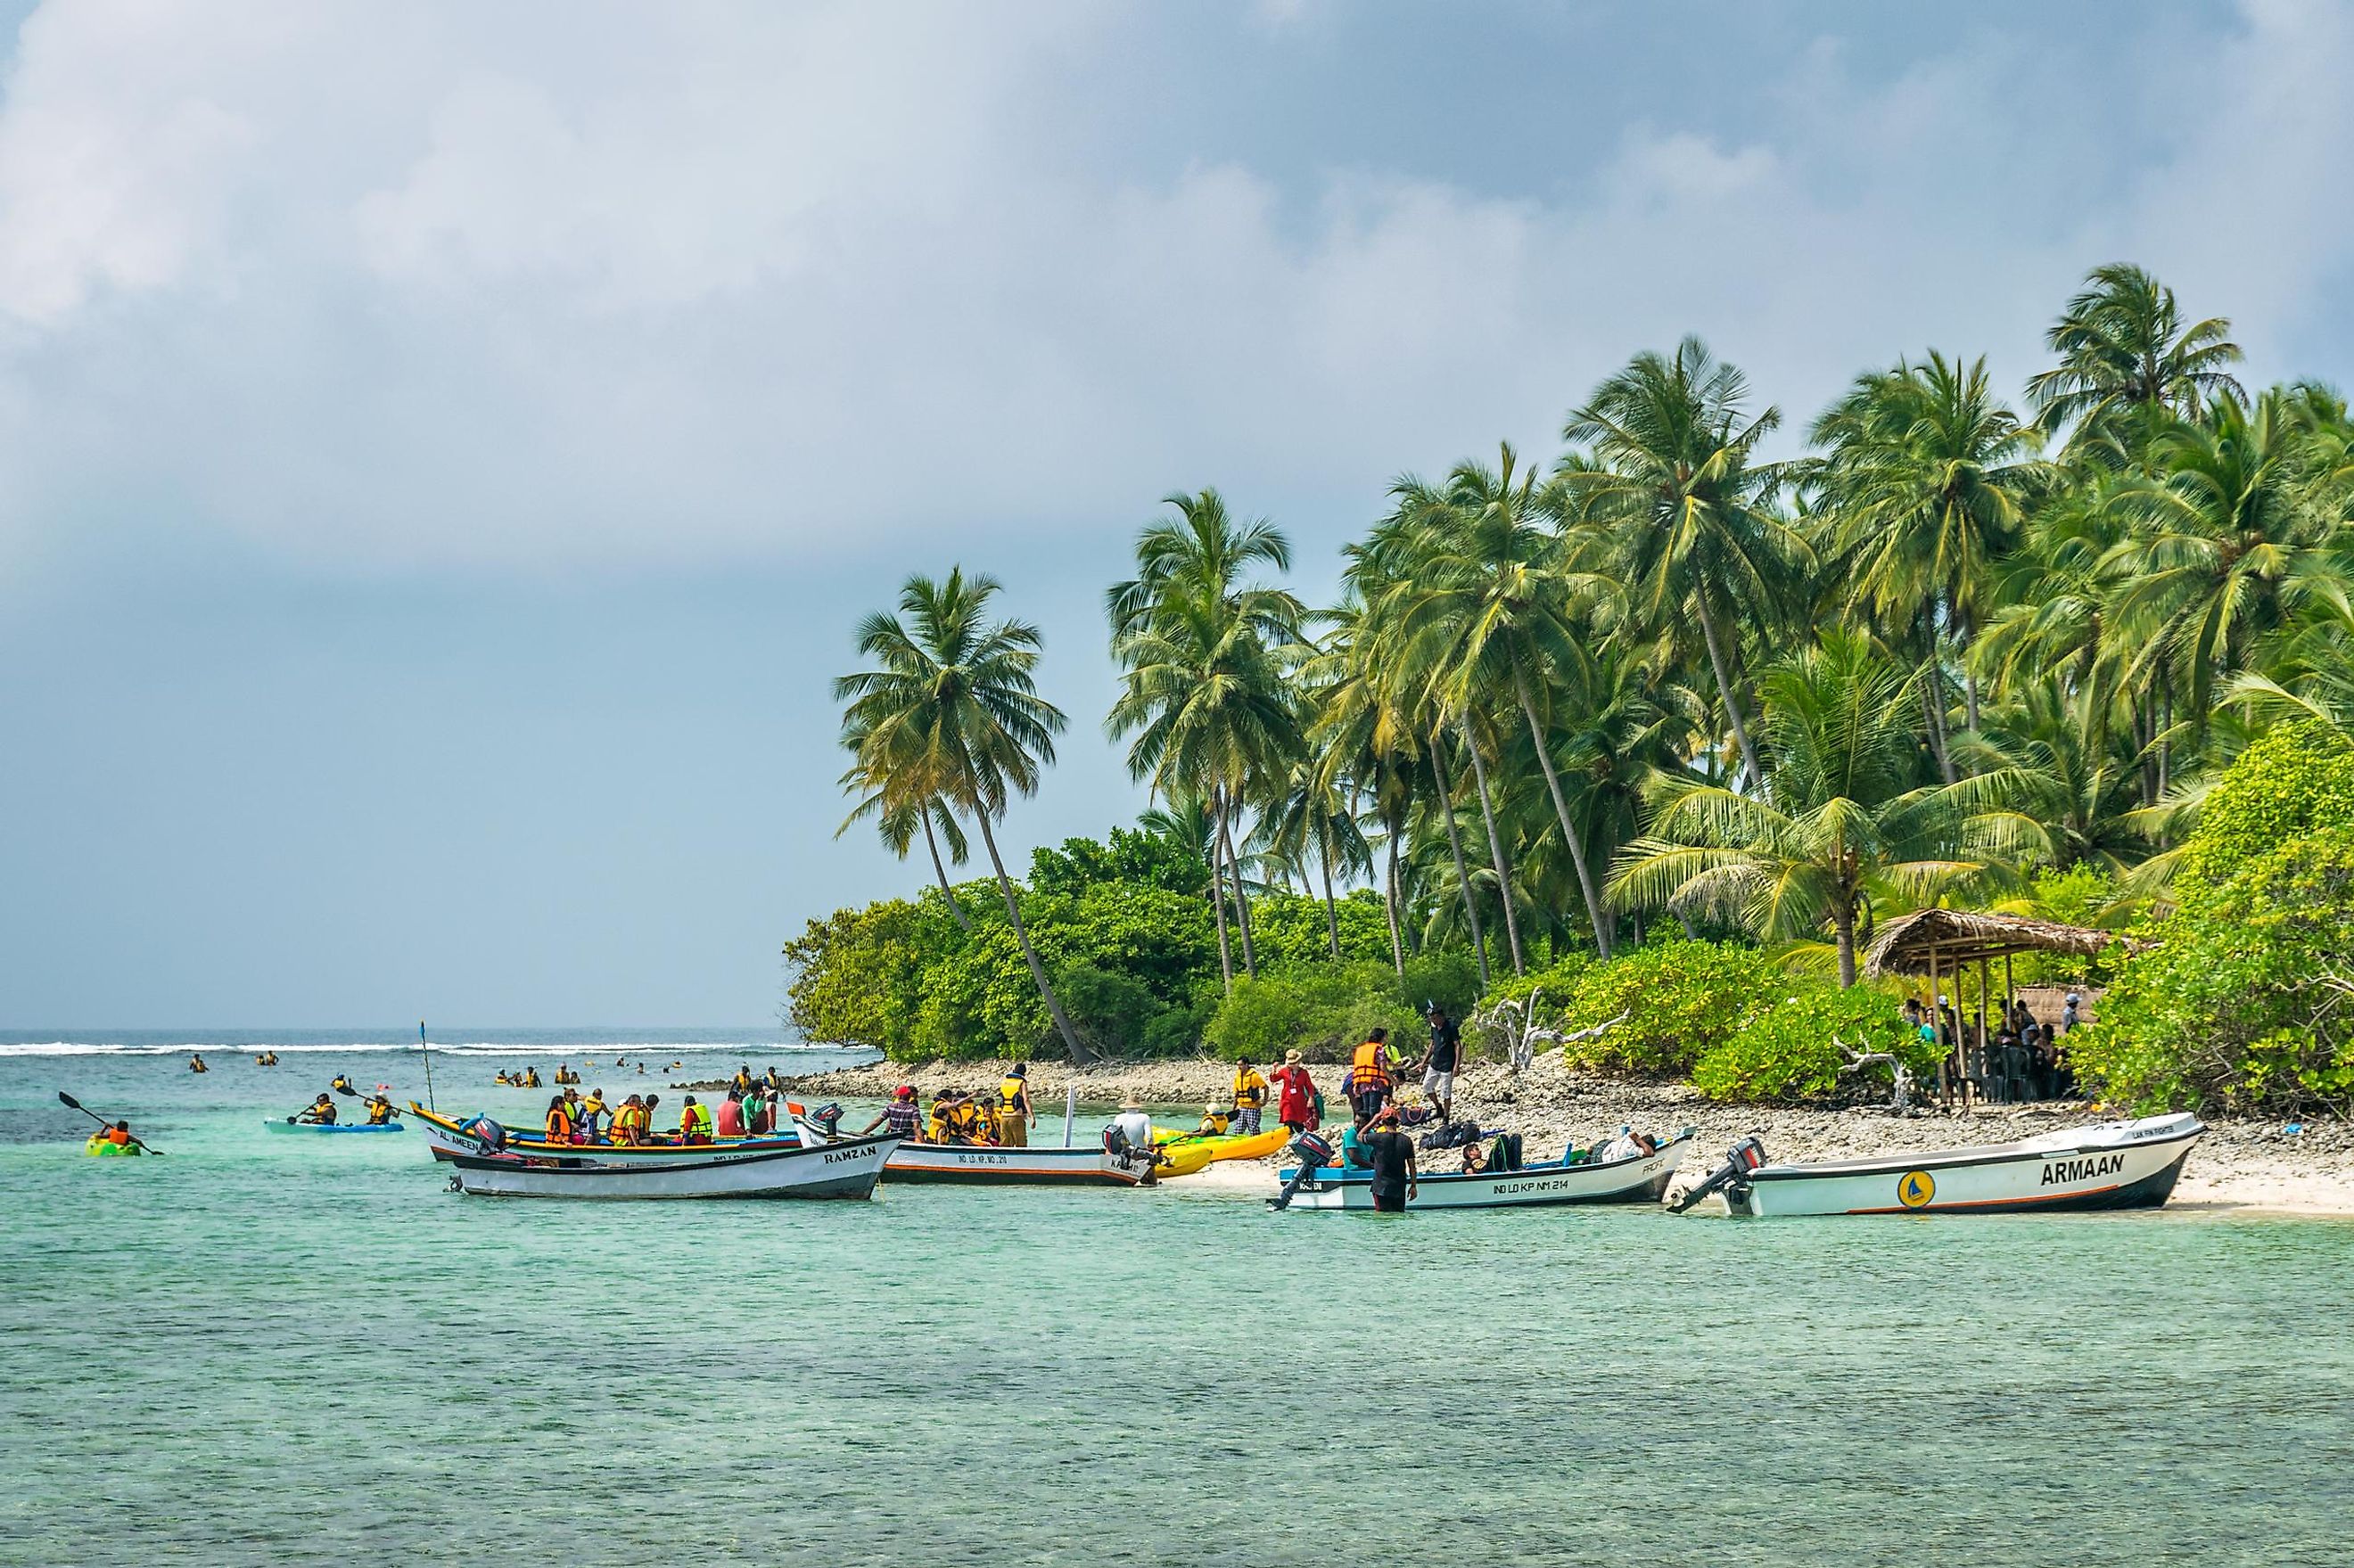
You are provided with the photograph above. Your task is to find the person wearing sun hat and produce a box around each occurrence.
[1111,1096,1154,1157]
[1271,1049,1317,1134]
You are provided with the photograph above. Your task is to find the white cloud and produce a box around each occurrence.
[0,0,2342,571]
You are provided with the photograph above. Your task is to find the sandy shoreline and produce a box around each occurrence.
[728,1052,2354,1216]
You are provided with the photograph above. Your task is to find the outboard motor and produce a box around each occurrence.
[1668,1135,1767,1214]
[808,1103,844,1139]
[1269,1130,1337,1211]
[460,1115,505,1153]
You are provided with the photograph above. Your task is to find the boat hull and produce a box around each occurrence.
[884,1141,1148,1186]
[445,1137,898,1200]
[1284,1137,1690,1211]
[1724,1114,2203,1217]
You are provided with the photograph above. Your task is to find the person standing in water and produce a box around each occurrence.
[998,1064,1035,1147]
[188,1054,209,1074]
[1360,1106,1418,1212]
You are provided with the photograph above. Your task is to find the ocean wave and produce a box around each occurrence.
[0,1040,847,1058]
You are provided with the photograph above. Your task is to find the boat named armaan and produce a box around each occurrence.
[1677,1113,2203,1218]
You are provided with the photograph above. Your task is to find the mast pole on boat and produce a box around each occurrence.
[420,1020,436,1112]
[1063,1084,1076,1148]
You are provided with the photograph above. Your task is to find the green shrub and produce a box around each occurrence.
[1561,940,1776,1075]
[1398,948,1481,1020]
[1690,980,1930,1103]
[2174,720,2354,895]
[2065,825,2354,1117]
[1054,962,1163,1056]
[1248,891,1399,969]
[1204,961,1407,1063]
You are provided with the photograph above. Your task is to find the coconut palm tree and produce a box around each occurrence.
[1107,489,1305,987]
[1809,351,2049,748]
[1609,631,2047,985]
[2105,389,2336,735]
[1558,337,1807,788]
[2026,263,2243,455]
[1261,740,1372,958]
[1376,445,1616,956]
[835,568,1090,1061]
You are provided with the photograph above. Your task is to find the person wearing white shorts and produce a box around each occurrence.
[1420,1065,1453,1107]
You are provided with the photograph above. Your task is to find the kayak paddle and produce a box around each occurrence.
[57,1091,165,1155]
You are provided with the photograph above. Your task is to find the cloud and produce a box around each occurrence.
[0,0,2342,573]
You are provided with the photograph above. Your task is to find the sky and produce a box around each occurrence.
[2,0,2350,1028]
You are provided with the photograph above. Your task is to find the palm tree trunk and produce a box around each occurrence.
[920,807,972,933]
[1693,589,1764,788]
[1382,817,1405,976]
[1922,654,1956,785]
[1834,892,1858,989]
[1207,788,1235,989]
[1461,714,1525,976]
[1218,798,1257,979]
[1320,839,1342,959]
[1429,729,1490,988]
[972,809,1092,1063]
[1515,672,1611,959]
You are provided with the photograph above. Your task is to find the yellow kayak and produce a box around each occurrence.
[1150,1124,1289,1177]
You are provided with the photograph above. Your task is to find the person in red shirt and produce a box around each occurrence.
[1270,1050,1318,1134]
[714,1089,748,1138]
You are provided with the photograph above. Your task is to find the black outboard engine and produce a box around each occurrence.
[1668,1135,1767,1214]
[806,1103,845,1141]
[1269,1130,1337,1211]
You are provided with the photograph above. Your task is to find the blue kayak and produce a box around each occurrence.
[263,1119,405,1134]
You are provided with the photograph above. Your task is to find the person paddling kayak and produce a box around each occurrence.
[296,1094,337,1125]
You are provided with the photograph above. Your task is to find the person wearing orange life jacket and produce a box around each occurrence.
[1347,1029,1394,1129]
[545,1096,575,1145]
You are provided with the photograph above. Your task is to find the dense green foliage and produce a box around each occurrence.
[813,265,2354,1110]
[1690,980,1935,1104]
[2067,725,2354,1115]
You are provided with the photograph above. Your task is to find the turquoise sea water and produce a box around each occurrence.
[5,1034,2351,1567]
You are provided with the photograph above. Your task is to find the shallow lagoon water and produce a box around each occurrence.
[4,1038,2350,1567]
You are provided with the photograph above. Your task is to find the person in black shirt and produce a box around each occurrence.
[1418,1004,1462,1121]
[1361,1106,1418,1212]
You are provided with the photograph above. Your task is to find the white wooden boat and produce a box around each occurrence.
[884,1140,1153,1186]
[1672,1113,2204,1217]
[1280,1137,1691,1211]
[443,1134,899,1200]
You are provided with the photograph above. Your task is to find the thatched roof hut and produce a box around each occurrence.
[1862,907,2128,979]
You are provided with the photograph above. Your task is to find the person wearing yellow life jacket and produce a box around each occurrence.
[298,1093,337,1125]
[926,1094,954,1145]
[1347,1029,1394,1129]
[188,1054,209,1074]
[579,1089,608,1142]
[1194,1103,1231,1137]
[679,1096,714,1145]
[331,1074,356,1096]
[545,1096,575,1145]
[364,1093,396,1126]
[1230,1058,1269,1134]
[523,1067,542,1089]
[998,1064,1035,1148]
